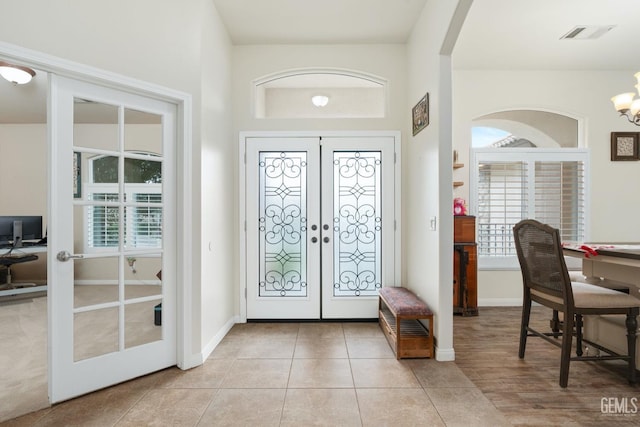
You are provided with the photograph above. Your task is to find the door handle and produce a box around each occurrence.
[56,250,84,262]
[311,237,318,243]
[323,237,330,243]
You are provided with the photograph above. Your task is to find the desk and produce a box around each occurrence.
[0,245,47,299]
[564,244,640,360]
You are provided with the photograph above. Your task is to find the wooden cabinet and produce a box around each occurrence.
[454,216,478,316]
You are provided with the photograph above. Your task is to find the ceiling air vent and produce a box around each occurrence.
[560,25,615,40]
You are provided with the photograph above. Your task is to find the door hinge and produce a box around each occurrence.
[394,220,397,231]
[244,220,246,232]
[394,152,397,164]
[244,287,247,299]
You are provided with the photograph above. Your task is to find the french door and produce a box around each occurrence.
[244,134,398,319]
[48,75,177,402]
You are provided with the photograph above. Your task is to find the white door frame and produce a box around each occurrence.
[239,130,402,322]
[0,41,195,391]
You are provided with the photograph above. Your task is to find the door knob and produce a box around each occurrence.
[323,224,329,230]
[323,237,330,243]
[311,237,318,243]
[56,250,84,262]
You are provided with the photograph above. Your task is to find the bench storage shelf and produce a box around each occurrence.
[378,287,434,359]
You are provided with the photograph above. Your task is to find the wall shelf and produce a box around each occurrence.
[454,162,464,187]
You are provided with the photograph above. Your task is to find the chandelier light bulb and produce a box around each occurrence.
[612,74,640,125]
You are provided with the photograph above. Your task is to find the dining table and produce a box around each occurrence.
[563,243,640,361]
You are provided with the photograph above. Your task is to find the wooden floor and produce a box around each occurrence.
[454,306,640,426]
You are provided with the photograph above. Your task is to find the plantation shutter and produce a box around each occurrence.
[129,193,162,248]
[473,149,588,264]
[476,161,527,256]
[534,160,585,242]
[89,193,119,247]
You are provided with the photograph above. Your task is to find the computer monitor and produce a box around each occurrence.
[0,216,43,247]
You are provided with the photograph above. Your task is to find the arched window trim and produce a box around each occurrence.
[253,67,388,119]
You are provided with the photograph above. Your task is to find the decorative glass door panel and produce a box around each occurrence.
[259,152,308,298]
[245,135,396,320]
[332,151,382,298]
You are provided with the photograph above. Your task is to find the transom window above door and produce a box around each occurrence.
[253,68,387,119]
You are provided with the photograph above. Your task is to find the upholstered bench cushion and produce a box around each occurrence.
[379,287,432,316]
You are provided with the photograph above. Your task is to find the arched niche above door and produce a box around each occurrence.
[253,68,387,119]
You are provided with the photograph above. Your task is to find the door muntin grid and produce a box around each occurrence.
[332,151,382,297]
[258,152,307,297]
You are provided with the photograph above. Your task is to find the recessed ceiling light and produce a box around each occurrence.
[311,95,329,107]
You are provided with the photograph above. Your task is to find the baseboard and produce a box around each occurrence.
[200,315,239,361]
[436,346,455,361]
[478,298,521,307]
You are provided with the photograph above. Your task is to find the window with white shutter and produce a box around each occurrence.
[472,148,589,269]
[85,154,162,252]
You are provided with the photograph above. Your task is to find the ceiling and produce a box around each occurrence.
[454,0,640,71]
[211,0,429,45]
[3,0,640,124]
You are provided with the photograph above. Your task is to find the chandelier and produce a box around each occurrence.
[611,72,640,125]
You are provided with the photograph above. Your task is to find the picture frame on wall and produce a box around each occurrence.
[611,132,639,161]
[73,151,81,198]
[412,92,429,136]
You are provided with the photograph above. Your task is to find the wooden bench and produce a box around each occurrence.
[378,287,434,359]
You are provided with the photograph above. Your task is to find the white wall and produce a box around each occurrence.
[199,0,236,358]
[406,0,467,361]
[0,0,235,365]
[453,69,640,304]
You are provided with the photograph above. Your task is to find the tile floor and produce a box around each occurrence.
[3,321,509,426]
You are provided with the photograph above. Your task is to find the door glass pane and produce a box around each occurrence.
[73,256,119,308]
[74,307,118,361]
[124,254,163,299]
[74,99,119,152]
[258,152,307,297]
[125,299,162,349]
[124,108,163,155]
[332,151,382,296]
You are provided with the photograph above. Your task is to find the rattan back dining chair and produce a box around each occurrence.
[513,219,640,388]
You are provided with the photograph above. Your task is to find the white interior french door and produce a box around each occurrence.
[244,133,398,320]
[48,75,177,403]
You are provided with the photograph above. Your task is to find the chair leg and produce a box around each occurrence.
[550,309,560,338]
[519,294,532,359]
[625,313,638,384]
[575,314,583,357]
[559,311,574,388]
